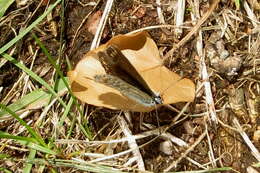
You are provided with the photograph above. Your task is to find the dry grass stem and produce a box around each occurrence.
[118,114,145,170]
[156,0,166,24]
[192,0,217,125]
[186,156,207,169]
[90,0,115,50]
[71,0,101,49]
[35,97,58,126]
[175,0,185,37]
[164,130,207,171]
[205,125,216,167]
[22,49,39,96]
[201,56,218,124]
[164,0,221,60]
[128,24,191,34]
[233,118,260,162]
[243,1,259,27]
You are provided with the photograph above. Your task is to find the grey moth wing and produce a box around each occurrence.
[97,44,162,104]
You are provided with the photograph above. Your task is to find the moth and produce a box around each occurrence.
[94,44,162,107]
[68,31,195,112]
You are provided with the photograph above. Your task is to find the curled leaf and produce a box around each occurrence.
[68,31,195,112]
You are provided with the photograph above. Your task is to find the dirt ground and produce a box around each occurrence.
[0,0,259,172]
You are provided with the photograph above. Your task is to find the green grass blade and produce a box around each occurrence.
[0,153,11,159]
[0,89,50,117]
[33,34,71,92]
[253,162,260,167]
[0,0,15,18]
[59,97,73,127]
[27,158,125,173]
[234,0,240,9]
[0,131,57,155]
[1,53,67,108]
[0,168,12,173]
[0,0,61,55]
[0,131,37,143]
[23,149,36,173]
[170,167,233,173]
[0,104,46,146]
[56,77,69,92]
[33,35,92,139]
[22,142,57,155]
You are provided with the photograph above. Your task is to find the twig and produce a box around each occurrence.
[201,54,218,125]
[118,114,145,171]
[156,0,173,35]
[185,156,207,169]
[141,123,188,147]
[218,118,240,132]
[128,24,191,35]
[175,0,185,38]
[56,124,187,147]
[233,118,260,162]
[243,1,259,28]
[192,0,217,125]
[164,0,220,61]
[156,0,165,24]
[71,0,101,49]
[90,0,115,50]
[205,124,216,167]
[190,0,217,167]
[22,49,39,96]
[164,130,207,171]
[87,148,134,163]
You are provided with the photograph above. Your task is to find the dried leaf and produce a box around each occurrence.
[86,11,102,35]
[68,31,195,112]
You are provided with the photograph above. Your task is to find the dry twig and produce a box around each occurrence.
[156,0,166,24]
[118,113,145,170]
[164,130,207,172]
[71,0,101,49]
[175,0,185,37]
[91,0,114,50]
[243,1,259,28]
[164,0,221,61]
[233,118,260,162]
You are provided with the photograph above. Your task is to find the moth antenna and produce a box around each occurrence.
[160,77,184,97]
[83,76,95,81]
[139,64,163,73]
[153,100,161,131]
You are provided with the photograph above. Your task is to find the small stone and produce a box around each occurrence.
[159,140,173,155]
[253,128,260,142]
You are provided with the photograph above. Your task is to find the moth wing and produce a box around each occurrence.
[68,55,156,112]
[140,66,195,104]
[108,32,195,104]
